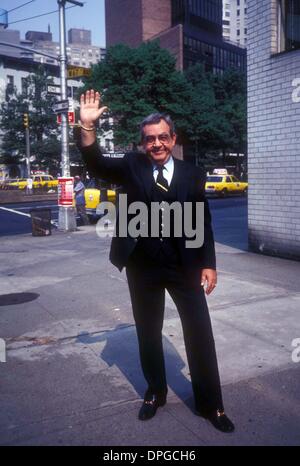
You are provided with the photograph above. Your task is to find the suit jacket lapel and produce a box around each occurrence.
[138,155,191,203]
[138,154,153,202]
[172,158,191,203]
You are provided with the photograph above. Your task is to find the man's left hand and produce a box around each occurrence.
[201,269,217,295]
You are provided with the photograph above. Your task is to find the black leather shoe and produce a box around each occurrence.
[138,394,167,421]
[197,409,235,433]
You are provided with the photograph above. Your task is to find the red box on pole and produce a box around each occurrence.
[58,177,74,206]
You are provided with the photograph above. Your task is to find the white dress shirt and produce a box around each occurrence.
[153,156,174,186]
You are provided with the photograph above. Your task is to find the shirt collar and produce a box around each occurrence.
[152,155,174,172]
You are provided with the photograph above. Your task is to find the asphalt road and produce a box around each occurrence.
[0,200,59,236]
[0,196,248,250]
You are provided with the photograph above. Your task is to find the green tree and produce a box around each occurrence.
[78,41,246,170]
[0,66,61,173]
[183,64,247,168]
[212,68,247,166]
[183,64,219,165]
[80,41,191,148]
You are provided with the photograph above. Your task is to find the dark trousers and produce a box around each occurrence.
[126,256,224,413]
[76,204,89,225]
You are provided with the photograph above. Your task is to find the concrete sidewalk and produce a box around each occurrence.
[0,226,299,446]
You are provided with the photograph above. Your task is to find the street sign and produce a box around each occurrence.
[67,65,92,78]
[68,98,74,112]
[47,84,61,95]
[57,112,75,125]
[52,99,69,114]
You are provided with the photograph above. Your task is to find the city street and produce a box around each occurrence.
[0,200,59,236]
[0,197,248,251]
[0,199,299,446]
[0,0,299,451]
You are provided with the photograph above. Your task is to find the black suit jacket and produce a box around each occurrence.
[80,142,216,272]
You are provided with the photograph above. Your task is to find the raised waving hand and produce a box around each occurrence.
[80,89,108,127]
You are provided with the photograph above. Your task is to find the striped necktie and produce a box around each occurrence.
[156,166,168,192]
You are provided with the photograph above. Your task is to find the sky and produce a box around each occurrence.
[0,0,106,46]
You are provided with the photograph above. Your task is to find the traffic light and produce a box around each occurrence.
[23,113,29,129]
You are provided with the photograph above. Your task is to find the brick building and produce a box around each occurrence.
[247,0,300,260]
[105,0,246,73]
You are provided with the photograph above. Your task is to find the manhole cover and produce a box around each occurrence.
[0,292,39,306]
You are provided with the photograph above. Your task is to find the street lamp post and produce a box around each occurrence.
[25,125,31,178]
[23,113,31,177]
[57,0,83,231]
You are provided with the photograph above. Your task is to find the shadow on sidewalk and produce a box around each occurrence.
[76,323,194,410]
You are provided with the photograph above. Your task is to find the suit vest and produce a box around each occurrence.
[129,175,181,266]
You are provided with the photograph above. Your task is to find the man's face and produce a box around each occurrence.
[142,120,176,165]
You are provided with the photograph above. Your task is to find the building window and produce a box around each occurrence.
[237,29,240,36]
[237,9,240,16]
[21,77,28,96]
[7,75,14,86]
[244,28,247,34]
[6,75,14,99]
[278,0,300,51]
[237,0,240,5]
[225,11,230,17]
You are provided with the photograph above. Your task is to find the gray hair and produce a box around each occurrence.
[140,113,175,141]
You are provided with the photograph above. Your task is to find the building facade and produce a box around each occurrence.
[25,28,106,67]
[0,53,114,175]
[0,53,81,103]
[0,22,105,67]
[247,0,300,260]
[105,0,246,73]
[222,0,248,46]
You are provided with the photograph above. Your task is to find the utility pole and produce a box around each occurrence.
[57,0,83,231]
[23,113,31,177]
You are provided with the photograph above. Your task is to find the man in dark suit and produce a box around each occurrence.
[78,90,234,433]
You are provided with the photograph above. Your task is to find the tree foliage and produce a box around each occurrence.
[81,41,247,163]
[0,66,61,173]
[212,68,247,154]
[0,44,247,174]
[81,41,191,147]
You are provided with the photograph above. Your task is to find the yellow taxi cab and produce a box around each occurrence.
[8,175,58,190]
[84,188,116,216]
[205,169,248,197]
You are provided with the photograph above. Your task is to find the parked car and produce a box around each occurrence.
[7,175,58,190]
[84,188,116,217]
[0,178,20,190]
[205,174,248,197]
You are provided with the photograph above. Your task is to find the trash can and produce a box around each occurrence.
[30,208,52,236]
